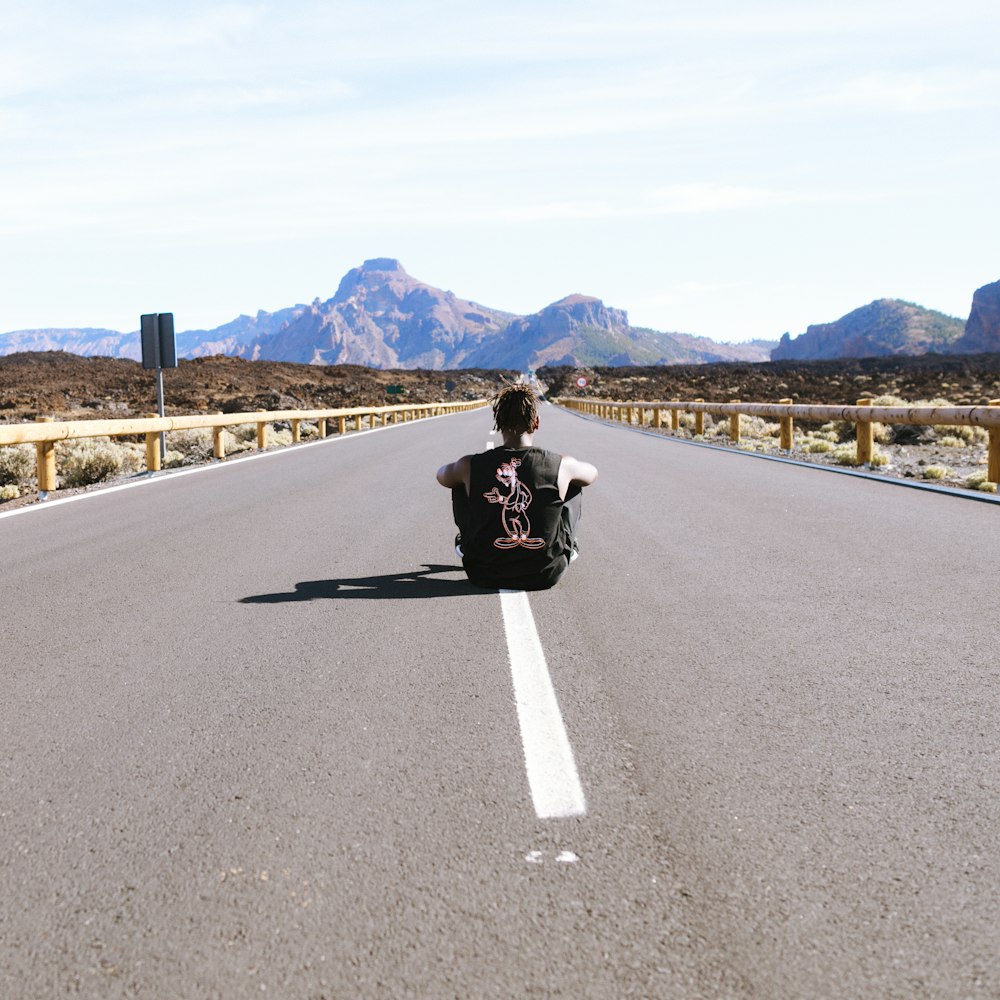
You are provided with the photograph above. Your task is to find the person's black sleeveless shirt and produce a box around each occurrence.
[461,446,568,591]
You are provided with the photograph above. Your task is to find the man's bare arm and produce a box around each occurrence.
[436,455,472,493]
[558,456,598,498]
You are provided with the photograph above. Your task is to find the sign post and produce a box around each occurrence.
[141,313,177,464]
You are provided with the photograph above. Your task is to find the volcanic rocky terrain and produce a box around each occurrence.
[2,351,998,500]
[3,350,999,424]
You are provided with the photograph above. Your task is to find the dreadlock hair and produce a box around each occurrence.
[492,379,539,435]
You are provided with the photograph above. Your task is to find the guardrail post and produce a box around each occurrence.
[989,400,1000,483]
[256,411,268,450]
[694,399,705,436]
[338,415,346,434]
[856,398,873,465]
[670,401,680,430]
[318,418,327,438]
[213,412,225,460]
[729,400,741,443]
[291,419,301,443]
[779,398,794,451]
[144,412,162,472]
[34,416,57,496]
[653,406,662,429]
[629,405,637,425]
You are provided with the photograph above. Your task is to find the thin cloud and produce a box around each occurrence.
[825,69,1000,113]
[647,184,865,214]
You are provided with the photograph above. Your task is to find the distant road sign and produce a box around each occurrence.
[386,385,405,395]
[576,376,588,388]
[140,313,177,370]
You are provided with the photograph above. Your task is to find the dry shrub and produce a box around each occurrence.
[232,423,260,443]
[923,465,950,480]
[965,471,998,493]
[832,444,861,467]
[57,438,142,487]
[168,427,214,458]
[943,424,988,445]
[267,428,293,449]
[918,397,987,443]
[221,430,248,453]
[0,444,35,486]
[832,443,888,467]
[0,483,21,500]
[160,427,248,463]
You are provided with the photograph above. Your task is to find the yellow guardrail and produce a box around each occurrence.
[0,399,487,495]
[558,395,1000,484]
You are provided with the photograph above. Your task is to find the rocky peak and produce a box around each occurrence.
[539,295,629,333]
[952,279,1000,353]
[359,257,405,274]
[332,258,415,306]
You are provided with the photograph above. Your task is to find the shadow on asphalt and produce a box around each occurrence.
[240,564,488,602]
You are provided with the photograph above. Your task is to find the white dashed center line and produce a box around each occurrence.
[499,589,587,819]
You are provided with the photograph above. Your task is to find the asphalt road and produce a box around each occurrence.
[2,402,998,999]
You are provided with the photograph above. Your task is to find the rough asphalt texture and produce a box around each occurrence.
[2,404,998,999]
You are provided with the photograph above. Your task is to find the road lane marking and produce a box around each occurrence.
[523,849,580,865]
[499,589,586,820]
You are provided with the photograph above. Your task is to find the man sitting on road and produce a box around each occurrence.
[436,381,598,591]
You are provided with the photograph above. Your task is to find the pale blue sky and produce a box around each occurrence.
[2,0,998,343]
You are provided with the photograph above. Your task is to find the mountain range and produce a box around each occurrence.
[1,260,997,367]
[0,259,774,369]
[771,291,999,360]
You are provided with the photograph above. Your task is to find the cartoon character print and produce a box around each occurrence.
[483,457,546,550]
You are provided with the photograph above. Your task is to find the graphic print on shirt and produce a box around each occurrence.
[483,458,546,550]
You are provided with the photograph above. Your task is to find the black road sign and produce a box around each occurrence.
[141,313,177,370]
